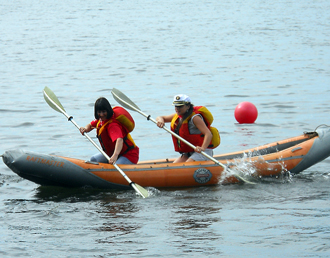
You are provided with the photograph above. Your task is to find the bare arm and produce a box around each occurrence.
[192,115,212,152]
[156,114,175,128]
[109,138,124,164]
[79,123,94,135]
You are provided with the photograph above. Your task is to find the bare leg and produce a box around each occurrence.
[185,157,196,162]
[173,154,189,163]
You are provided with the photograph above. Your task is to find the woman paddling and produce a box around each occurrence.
[80,97,139,164]
[156,94,220,163]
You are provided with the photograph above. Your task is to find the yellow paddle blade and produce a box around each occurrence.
[43,86,66,113]
[111,88,141,111]
[132,183,149,198]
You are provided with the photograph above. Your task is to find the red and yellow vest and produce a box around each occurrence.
[96,106,136,156]
[170,106,220,153]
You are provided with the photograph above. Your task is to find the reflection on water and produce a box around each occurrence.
[96,201,141,241]
[34,186,120,202]
[168,196,223,255]
[174,205,221,230]
[1,0,330,256]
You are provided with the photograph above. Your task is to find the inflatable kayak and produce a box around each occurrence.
[2,125,330,189]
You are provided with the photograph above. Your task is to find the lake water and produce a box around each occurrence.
[1,0,330,257]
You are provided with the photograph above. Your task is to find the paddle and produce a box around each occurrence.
[43,87,149,198]
[111,88,255,184]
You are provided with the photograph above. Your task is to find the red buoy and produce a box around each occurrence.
[234,102,258,124]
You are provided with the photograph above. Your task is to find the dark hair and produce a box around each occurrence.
[174,104,194,134]
[94,97,114,119]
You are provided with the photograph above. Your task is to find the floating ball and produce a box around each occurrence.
[234,102,258,124]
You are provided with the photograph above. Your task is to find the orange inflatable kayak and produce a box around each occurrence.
[2,125,330,190]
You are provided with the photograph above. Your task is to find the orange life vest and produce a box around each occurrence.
[170,106,220,153]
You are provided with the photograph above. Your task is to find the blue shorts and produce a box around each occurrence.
[90,153,134,164]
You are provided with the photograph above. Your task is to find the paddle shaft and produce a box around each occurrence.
[43,87,148,197]
[57,108,136,186]
[146,116,227,168]
[112,88,255,184]
[115,96,227,168]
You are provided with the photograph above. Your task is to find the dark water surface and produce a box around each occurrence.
[1,0,330,257]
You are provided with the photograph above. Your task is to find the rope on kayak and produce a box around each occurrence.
[314,124,330,131]
[304,124,330,138]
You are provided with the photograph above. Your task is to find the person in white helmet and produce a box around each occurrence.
[156,94,219,163]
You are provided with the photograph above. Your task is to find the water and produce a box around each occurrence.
[1,0,330,257]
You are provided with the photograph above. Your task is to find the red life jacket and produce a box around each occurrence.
[170,106,220,153]
[96,107,136,157]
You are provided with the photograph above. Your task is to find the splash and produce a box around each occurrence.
[219,151,291,184]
